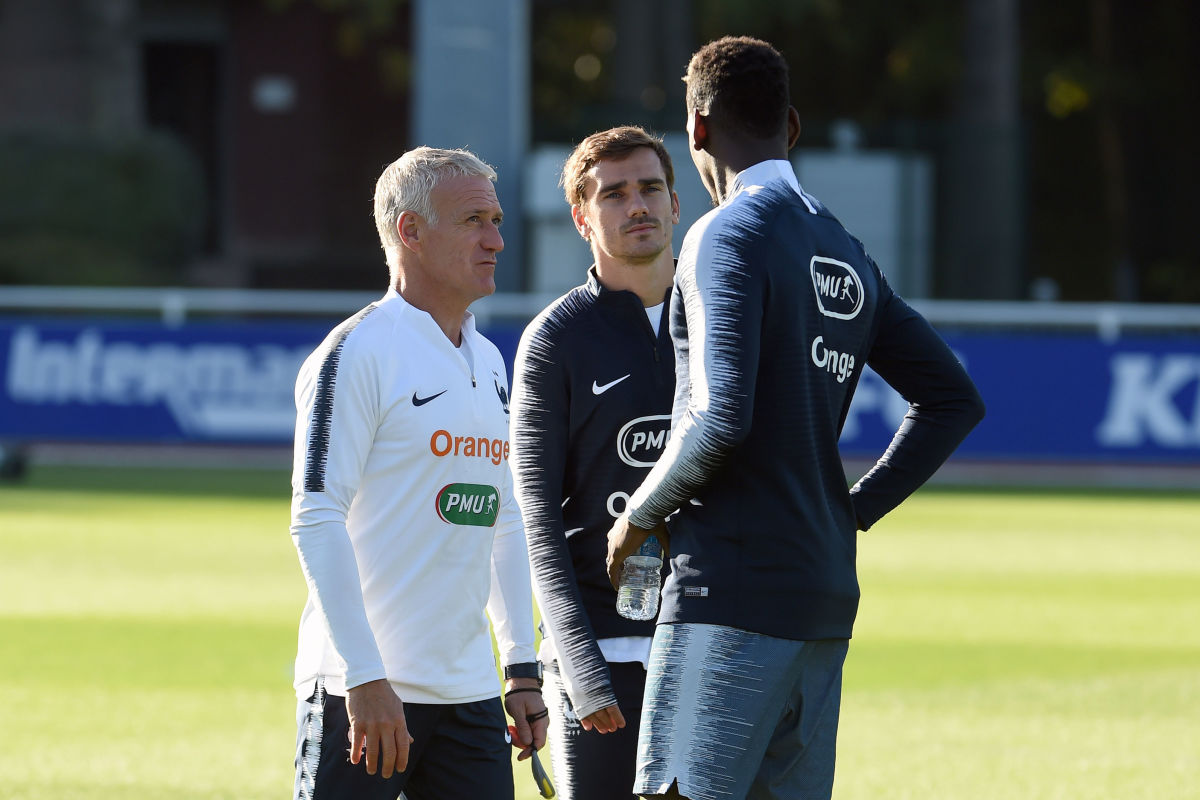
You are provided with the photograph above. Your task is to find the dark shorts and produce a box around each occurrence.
[543,660,646,800]
[294,681,514,800]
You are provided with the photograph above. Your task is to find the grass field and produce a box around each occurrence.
[1,465,1197,799]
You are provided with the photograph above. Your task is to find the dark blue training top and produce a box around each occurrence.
[510,267,675,718]
[626,160,985,641]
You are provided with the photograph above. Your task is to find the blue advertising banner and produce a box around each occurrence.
[1,319,322,444]
[840,330,1200,465]
[1,317,1197,465]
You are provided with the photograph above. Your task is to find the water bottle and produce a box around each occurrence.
[616,536,662,621]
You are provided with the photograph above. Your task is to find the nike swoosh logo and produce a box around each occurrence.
[412,390,447,407]
[592,374,631,395]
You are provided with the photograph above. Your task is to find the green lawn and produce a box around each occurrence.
[1,466,1197,799]
[845,488,1200,799]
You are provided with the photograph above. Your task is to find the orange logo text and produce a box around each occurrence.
[430,429,510,465]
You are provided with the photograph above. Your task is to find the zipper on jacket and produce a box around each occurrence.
[649,312,662,363]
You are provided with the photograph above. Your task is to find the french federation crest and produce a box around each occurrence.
[494,378,509,415]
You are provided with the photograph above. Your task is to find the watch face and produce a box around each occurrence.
[506,662,542,682]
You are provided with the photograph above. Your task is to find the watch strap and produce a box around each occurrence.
[504,661,543,685]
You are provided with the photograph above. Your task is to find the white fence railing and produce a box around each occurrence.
[2,286,1200,338]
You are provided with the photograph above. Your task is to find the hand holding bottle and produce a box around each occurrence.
[605,514,668,594]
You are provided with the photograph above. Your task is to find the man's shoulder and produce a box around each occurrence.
[304,300,379,352]
[686,184,796,243]
[336,301,405,353]
[521,285,595,345]
[733,179,805,226]
[684,201,730,240]
[679,190,787,273]
[302,300,412,375]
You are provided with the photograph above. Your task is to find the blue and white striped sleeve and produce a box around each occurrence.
[289,314,386,690]
[626,206,765,529]
[510,314,617,719]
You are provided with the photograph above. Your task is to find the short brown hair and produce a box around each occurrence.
[560,126,675,207]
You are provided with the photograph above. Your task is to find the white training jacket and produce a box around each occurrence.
[290,287,536,704]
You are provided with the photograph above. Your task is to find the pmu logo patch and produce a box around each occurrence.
[617,414,672,467]
[435,483,500,526]
[810,256,864,320]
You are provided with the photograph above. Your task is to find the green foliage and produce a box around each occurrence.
[0,129,205,286]
[531,10,617,140]
[527,0,1198,301]
[694,0,964,123]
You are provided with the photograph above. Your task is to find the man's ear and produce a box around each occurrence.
[670,191,681,224]
[570,204,591,241]
[690,110,709,151]
[786,106,802,151]
[397,211,422,252]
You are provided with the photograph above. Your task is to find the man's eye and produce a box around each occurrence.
[645,186,662,193]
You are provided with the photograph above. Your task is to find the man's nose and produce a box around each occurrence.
[484,222,504,252]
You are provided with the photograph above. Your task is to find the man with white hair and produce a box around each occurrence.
[289,146,547,800]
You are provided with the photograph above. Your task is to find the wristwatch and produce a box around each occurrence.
[504,661,543,686]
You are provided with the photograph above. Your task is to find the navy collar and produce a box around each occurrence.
[586,264,672,308]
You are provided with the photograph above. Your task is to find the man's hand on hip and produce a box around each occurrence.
[346,678,413,779]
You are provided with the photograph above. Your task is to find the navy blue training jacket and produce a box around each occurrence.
[510,267,675,718]
[626,160,986,641]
